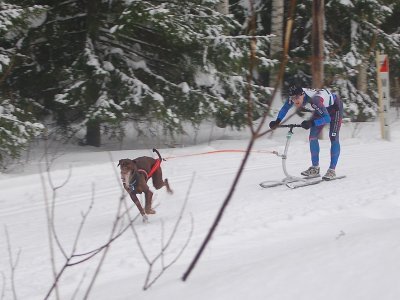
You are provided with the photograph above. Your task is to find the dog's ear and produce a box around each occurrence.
[117,159,122,167]
[133,159,138,164]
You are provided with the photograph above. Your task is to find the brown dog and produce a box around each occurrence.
[118,148,173,222]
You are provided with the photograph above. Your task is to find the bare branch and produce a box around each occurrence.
[82,197,125,299]
[82,153,145,299]
[1,271,5,300]
[182,0,298,281]
[43,189,96,300]
[43,152,137,299]
[70,271,87,300]
[4,226,21,300]
[128,173,195,290]
[145,214,194,290]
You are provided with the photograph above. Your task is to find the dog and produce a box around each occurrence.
[118,148,173,222]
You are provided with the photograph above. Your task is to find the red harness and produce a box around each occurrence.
[137,159,161,182]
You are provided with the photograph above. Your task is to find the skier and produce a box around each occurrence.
[269,86,343,180]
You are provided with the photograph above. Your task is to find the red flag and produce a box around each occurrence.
[380,56,389,73]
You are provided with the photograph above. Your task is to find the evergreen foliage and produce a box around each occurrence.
[28,0,271,146]
[0,2,45,165]
[283,0,399,121]
[1,0,400,164]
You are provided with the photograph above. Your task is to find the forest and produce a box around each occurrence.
[1,0,399,165]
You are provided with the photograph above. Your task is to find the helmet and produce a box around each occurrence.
[288,86,304,96]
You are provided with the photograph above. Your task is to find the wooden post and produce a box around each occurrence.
[376,51,391,141]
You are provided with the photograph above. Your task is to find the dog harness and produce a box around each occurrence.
[128,159,161,193]
[138,159,161,181]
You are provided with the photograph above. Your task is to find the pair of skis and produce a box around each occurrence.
[259,174,346,189]
[259,124,345,190]
[285,175,346,189]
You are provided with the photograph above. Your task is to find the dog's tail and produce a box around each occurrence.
[147,149,163,179]
[152,148,163,163]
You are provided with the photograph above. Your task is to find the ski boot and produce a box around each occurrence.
[322,168,336,181]
[301,166,320,177]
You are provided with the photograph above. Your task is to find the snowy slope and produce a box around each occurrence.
[1,118,400,300]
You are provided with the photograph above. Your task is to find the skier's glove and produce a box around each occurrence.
[269,118,281,129]
[301,120,314,130]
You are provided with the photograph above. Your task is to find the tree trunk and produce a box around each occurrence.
[312,0,325,139]
[270,0,284,84]
[312,0,324,89]
[214,0,229,127]
[216,0,229,15]
[86,120,101,147]
[357,62,368,93]
[85,0,101,147]
[269,0,285,111]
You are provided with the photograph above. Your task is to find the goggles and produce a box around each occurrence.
[290,93,304,101]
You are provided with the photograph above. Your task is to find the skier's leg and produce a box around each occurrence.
[309,125,323,167]
[328,97,343,169]
[329,140,340,169]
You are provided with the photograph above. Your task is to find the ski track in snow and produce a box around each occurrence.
[1,120,400,300]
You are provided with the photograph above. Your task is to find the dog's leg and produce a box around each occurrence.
[127,190,148,222]
[144,189,156,214]
[164,179,173,194]
[152,169,173,194]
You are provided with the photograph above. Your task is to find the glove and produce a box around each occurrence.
[269,118,281,129]
[301,120,314,130]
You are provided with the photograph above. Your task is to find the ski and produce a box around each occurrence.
[259,175,320,189]
[286,175,346,189]
[321,175,346,182]
[285,178,321,189]
[302,175,320,179]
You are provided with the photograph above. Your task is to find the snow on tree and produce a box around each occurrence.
[46,0,272,146]
[286,0,399,121]
[0,2,46,166]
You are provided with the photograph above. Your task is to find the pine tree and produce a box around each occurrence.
[326,0,399,121]
[285,0,400,121]
[16,0,271,146]
[0,2,45,166]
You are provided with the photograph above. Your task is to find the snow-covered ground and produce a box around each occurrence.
[1,114,400,300]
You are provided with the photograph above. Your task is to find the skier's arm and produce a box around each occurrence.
[276,98,293,121]
[310,96,331,126]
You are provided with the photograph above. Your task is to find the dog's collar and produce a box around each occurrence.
[128,169,148,193]
[129,174,138,193]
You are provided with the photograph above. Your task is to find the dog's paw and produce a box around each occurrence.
[145,208,156,214]
[142,215,149,223]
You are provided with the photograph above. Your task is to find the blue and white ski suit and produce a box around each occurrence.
[277,88,343,169]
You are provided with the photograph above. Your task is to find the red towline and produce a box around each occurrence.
[165,149,274,160]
